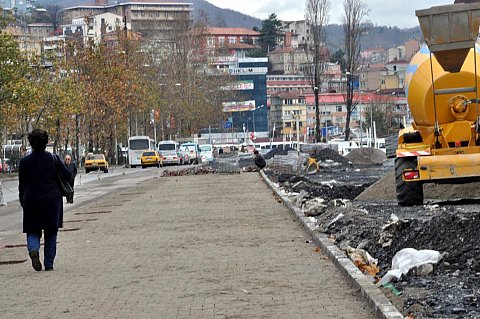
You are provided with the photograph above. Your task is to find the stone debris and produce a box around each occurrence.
[266,150,480,318]
[161,166,215,176]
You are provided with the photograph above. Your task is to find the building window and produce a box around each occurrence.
[219,37,225,46]
[207,37,215,48]
[228,37,236,44]
[336,105,342,112]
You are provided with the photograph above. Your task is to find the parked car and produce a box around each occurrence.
[199,144,214,163]
[85,153,109,173]
[141,150,162,168]
[160,150,181,165]
[180,142,201,164]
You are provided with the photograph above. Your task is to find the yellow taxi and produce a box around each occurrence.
[141,150,162,168]
[85,153,109,173]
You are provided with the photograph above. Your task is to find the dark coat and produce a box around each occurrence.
[65,161,77,187]
[254,153,266,169]
[19,151,72,233]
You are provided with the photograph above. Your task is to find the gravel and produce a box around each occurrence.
[266,155,480,319]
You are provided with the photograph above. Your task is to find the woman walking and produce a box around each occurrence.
[63,155,77,204]
[18,129,72,271]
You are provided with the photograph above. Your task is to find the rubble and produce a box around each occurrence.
[264,151,480,319]
[161,166,216,176]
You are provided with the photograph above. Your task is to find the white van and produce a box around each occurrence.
[158,140,180,165]
[199,144,214,163]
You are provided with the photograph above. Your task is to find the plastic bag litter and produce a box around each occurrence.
[378,248,442,285]
[345,246,380,276]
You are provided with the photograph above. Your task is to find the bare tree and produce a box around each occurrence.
[304,0,330,142]
[342,0,368,141]
[45,5,62,31]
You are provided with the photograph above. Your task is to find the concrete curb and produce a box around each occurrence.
[260,170,404,319]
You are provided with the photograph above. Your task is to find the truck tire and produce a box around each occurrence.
[395,157,423,206]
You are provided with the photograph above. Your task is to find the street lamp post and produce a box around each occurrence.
[252,105,265,136]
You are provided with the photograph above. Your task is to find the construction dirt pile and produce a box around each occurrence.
[266,157,480,319]
[310,147,351,166]
[345,147,387,165]
[357,171,480,201]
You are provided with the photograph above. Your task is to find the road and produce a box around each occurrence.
[0,166,166,233]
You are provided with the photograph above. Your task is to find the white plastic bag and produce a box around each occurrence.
[378,248,442,285]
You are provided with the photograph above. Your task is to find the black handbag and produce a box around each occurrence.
[52,154,74,197]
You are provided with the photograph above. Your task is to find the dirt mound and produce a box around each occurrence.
[345,147,387,164]
[311,147,350,166]
[356,171,480,201]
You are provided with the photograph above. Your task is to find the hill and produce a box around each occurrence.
[326,24,422,52]
[35,0,263,29]
[35,0,422,50]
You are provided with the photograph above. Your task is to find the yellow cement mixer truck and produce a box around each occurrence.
[396,3,480,205]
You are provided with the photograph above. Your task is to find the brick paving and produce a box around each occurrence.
[0,172,374,318]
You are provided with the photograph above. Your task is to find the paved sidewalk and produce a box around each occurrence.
[0,172,374,318]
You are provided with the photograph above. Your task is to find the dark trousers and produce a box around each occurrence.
[26,230,58,269]
[67,180,74,203]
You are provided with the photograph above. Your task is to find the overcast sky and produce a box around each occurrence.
[205,0,455,28]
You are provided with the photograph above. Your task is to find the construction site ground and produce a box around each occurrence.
[260,147,480,319]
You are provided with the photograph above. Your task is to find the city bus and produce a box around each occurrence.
[128,136,156,168]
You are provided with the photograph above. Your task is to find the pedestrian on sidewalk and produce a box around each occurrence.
[18,129,72,271]
[63,155,77,204]
[253,149,266,169]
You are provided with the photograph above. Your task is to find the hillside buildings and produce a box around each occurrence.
[0,0,36,13]
[60,0,192,44]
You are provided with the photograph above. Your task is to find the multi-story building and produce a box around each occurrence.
[270,91,307,140]
[0,0,36,13]
[223,57,269,134]
[205,27,260,50]
[267,75,311,94]
[381,60,408,89]
[357,63,386,91]
[268,47,311,75]
[63,12,126,45]
[281,20,311,49]
[60,0,192,44]
[4,22,53,56]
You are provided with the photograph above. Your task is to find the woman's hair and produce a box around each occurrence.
[27,129,48,151]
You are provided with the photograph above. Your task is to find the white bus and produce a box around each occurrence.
[157,140,180,165]
[128,136,156,168]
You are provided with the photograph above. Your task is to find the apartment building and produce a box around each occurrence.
[4,22,53,56]
[0,0,36,13]
[270,91,307,140]
[60,0,192,43]
[205,27,260,49]
[281,20,311,48]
